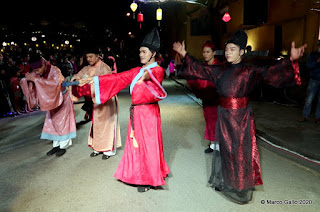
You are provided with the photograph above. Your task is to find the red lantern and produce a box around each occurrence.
[137,12,143,29]
[222,12,231,22]
[137,12,143,22]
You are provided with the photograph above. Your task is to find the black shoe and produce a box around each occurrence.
[204,147,214,153]
[47,147,60,156]
[214,187,221,192]
[90,152,100,157]
[102,155,110,160]
[56,149,66,157]
[137,186,151,192]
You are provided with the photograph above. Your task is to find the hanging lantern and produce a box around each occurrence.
[137,12,143,29]
[222,12,231,22]
[130,2,138,19]
[156,7,162,27]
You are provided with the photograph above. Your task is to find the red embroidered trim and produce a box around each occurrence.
[291,60,301,86]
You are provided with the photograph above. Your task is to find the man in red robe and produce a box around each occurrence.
[173,30,306,204]
[79,28,170,192]
[20,54,76,157]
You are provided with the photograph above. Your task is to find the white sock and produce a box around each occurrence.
[214,143,220,151]
[210,143,215,150]
[103,150,116,156]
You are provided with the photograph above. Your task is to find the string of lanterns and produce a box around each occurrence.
[130,1,162,28]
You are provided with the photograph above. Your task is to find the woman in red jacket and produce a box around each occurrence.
[187,41,220,153]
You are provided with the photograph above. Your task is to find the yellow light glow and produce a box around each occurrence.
[156,8,162,21]
[130,2,138,12]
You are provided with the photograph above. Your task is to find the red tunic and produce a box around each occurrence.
[94,66,170,186]
[187,58,220,141]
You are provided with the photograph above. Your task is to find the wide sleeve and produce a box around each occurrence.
[178,53,221,84]
[20,77,38,109]
[142,66,167,101]
[94,68,139,104]
[69,67,89,102]
[33,69,65,111]
[253,58,301,88]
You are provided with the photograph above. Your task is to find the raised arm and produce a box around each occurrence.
[173,41,220,83]
[78,68,139,105]
[253,42,307,87]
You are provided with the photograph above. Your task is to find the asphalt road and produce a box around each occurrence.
[0,79,319,212]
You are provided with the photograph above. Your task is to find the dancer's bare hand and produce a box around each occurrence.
[137,70,150,84]
[25,73,35,81]
[79,77,93,86]
[290,41,307,61]
[173,41,187,58]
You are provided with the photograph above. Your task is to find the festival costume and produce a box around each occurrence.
[187,58,220,143]
[20,62,76,152]
[80,29,170,187]
[178,30,301,204]
[71,60,121,156]
[88,62,170,187]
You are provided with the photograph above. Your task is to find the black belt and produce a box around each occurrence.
[129,102,158,130]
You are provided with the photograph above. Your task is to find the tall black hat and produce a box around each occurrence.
[226,30,248,50]
[82,40,101,55]
[85,45,101,54]
[140,28,160,52]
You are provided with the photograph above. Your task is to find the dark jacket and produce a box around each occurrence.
[306,52,320,81]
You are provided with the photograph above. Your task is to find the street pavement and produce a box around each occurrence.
[0,79,319,212]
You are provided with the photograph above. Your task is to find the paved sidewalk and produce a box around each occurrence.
[173,78,320,172]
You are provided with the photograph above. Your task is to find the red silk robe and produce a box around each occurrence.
[20,64,76,141]
[187,58,220,141]
[93,66,170,186]
[179,53,300,203]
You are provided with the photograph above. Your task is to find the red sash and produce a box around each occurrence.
[219,97,249,109]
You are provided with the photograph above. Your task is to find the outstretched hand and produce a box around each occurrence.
[290,41,307,61]
[173,41,187,58]
[79,77,94,86]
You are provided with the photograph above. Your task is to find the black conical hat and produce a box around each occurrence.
[226,30,248,50]
[140,28,160,52]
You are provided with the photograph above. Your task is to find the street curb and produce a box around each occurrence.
[256,130,320,173]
